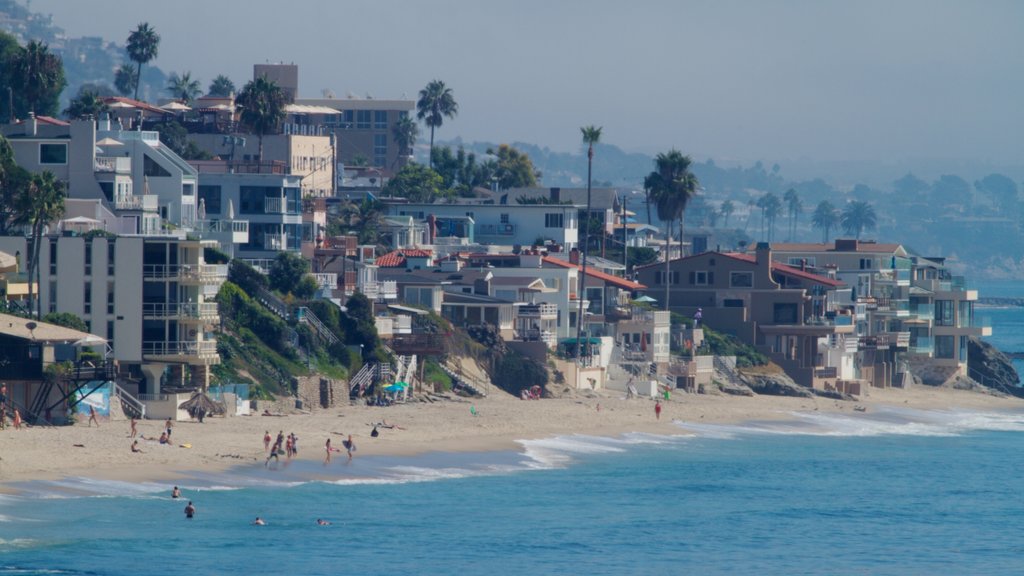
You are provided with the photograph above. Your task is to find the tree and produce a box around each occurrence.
[63,88,109,119]
[153,120,212,160]
[975,173,1019,213]
[208,74,236,98]
[575,125,602,360]
[644,150,699,312]
[15,171,66,318]
[114,63,137,97]
[43,312,87,332]
[841,201,876,239]
[762,192,782,242]
[784,188,801,241]
[491,144,539,189]
[812,200,839,243]
[10,40,66,116]
[236,75,286,163]
[931,174,971,207]
[893,173,929,197]
[382,163,444,203]
[416,79,458,166]
[0,31,21,121]
[126,22,160,101]
[268,252,310,295]
[391,115,418,168]
[719,199,735,228]
[0,134,30,235]
[166,71,201,104]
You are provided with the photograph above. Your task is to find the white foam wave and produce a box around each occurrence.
[0,538,42,549]
[518,432,690,468]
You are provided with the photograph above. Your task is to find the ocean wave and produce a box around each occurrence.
[518,432,691,468]
[671,406,1024,438]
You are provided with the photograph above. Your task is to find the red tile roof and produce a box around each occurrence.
[102,96,168,115]
[375,249,433,268]
[14,115,69,126]
[542,256,646,290]
[724,253,845,287]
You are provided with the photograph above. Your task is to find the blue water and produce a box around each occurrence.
[5,283,1024,575]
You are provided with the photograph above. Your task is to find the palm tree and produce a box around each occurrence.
[63,89,109,119]
[575,125,602,360]
[236,75,286,163]
[15,171,65,319]
[126,22,160,101]
[416,80,458,167]
[391,115,418,168]
[208,74,235,98]
[784,188,801,240]
[763,193,782,242]
[841,200,877,239]
[12,40,64,115]
[166,71,201,104]
[644,150,699,312]
[812,200,839,243]
[720,199,735,228]
[114,63,137,97]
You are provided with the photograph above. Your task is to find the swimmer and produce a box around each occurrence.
[252,517,266,526]
[184,501,196,519]
[171,486,181,499]
[316,518,331,526]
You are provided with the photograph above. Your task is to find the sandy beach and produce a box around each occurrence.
[0,385,1020,487]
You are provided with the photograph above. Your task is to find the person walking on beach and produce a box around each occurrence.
[345,435,356,461]
[655,399,662,420]
[129,417,138,439]
[0,383,7,429]
[12,408,21,430]
[88,405,99,427]
[263,431,271,453]
[290,433,298,455]
[184,501,196,519]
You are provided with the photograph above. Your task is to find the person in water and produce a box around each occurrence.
[316,518,331,526]
[184,501,196,519]
[252,517,265,526]
[171,486,181,499]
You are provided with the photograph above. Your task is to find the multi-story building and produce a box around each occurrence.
[384,202,581,251]
[294,97,415,171]
[0,235,226,397]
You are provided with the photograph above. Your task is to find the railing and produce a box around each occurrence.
[241,258,275,273]
[312,273,337,289]
[476,223,517,236]
[349,362,377,397]
[137,393,170,402]
[264,233,288,251]
[815,367,839,379]
[142,340,219,358]
[519,328,556,346]
[117,130,160,143]
[296,306,339,345]
[142,302,219,320]
[519,303,558,318]
[95,156,131,173]
[142,264,228,281]
[859,332,911,349]
[257,287,289,319]
[194,219,250,234]
[910,336,933,355]
[912,304,934,320]
[873,298,909,312]
[113,382,146,419]
[265,197,285,214]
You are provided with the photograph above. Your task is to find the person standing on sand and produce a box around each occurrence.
[0,383,7,429]
[88,405,99,427]
[345,435,356,461]
[12,408,21,430]
[263,431,271,453]
[325,438,338,464]
[655,399,662,420]
[129,417,137,439]
[184,501,196,519]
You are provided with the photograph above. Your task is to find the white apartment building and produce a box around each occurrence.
[384,202,580,251]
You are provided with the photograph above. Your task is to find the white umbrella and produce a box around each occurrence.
[73,335,108,347]
[96,137,124,146]
[227,198,235,219]
[109,101,135,109]
[161,101,191,112]
[198,198,206,221]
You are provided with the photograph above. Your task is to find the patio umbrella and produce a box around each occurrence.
[108,101,135,109]
[632,295,657,303]
[178,392,226,416]
[96,137,124,147]
[161,101,191,112]
[72,335,108,347]
[384,382,409,392]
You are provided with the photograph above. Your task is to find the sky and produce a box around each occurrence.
[25,0,1024,166]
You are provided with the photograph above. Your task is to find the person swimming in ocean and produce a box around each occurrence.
[316,518,331,526]
[252,517,265,526]
[184,501,195,519]
[172,486,181,499]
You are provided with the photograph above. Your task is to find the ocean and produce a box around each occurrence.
[3,282,1024,576]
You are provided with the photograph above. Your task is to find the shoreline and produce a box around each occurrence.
[1,385,1022,493]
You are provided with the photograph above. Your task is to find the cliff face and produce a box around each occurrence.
[968,336,1022,397]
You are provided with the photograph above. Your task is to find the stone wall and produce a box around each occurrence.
[291,375,346,410]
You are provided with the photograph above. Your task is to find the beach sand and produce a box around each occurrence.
[0,385,1020,486]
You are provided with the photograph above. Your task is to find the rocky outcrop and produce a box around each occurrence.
[967,336,1022,397]
[737,371,813,398]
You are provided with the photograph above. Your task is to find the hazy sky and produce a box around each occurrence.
[26,0,1024,165]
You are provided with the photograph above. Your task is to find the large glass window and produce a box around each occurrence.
[730,271,753,287]
[935,300,955,326]
[545,213,564,228]
[356,110,371,129]
[374,133,387,166]
[197,185,222,215]
[773,303,799,324]
[374,111,388,129]
[40,143,67,164]
[143,154,171,177]
[934,335,956,358]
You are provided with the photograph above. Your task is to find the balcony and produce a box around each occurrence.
[117,130,160,144]
[95,156,131,173]
[142,340,219,362]
[142,264,228,283]
[313,272,337,289]
[1,272,35,297]
[115,194,159,212]
[265,197,286,214]
[859,331,910,349]
[143,302,219,323]
[519,328,556,347]
[193,219,249,245]
[518,303,558,319]
[477,223,518,237]
[909,336,933,355]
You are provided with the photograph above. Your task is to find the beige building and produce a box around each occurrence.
[294,97,415,171]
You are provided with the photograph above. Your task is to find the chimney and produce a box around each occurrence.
[27,112,37,136]
[569,247,580,265]
[426,213,437,244]
[755,242,779,288]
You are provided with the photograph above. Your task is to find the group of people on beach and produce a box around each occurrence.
[265,430,303,465]
[0,383,24,430]
[128,416,181,452]
[324,435,356,463]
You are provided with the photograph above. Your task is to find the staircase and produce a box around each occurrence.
[440,360,486,397]
[257,288,289,319]
[296,307,339,345]
[28,380,55,424]
[349,362,378,398]
[112,382,146,419]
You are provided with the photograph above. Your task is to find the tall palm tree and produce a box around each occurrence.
[812,200,839,243]
[12,40,64,115]
[391,115,418,168]
[644,150,699,312]
[208,74,236,98]
[720,199,735,228]
[763,192,782,242]
[114,63,137,97]
[63,89,109,119]
[15,171,65,319]
[784,188,801,240]
[126,22,160,101]
[416,80,458,167]
[237,75,286,163]
[166,71,201,104]
[575,125,602,361]
[841,200,877,239]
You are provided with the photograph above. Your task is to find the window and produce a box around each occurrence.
[198,185,222,215]
[730,271,753,288]
[182,183,194,196]
[143,154,171,177]
[107,320,114,342]
[107,283,115,314]
[49,240,57,275]
[723,298,744,307]
[48,280,56,313]
[935,300,955,326]
[40,143,67,164]
[107,242,115,275]
[500,213,509,224]
[84,282,92,315]
[374,111,388,129]
[859,258,872,270]
[343,110,355,128]
[374,133,387,166]
[772,302,798,324]
[356,110,371,129]
[934,335,955,359]
[84,243,92,276]
[690,271,710,285]
[655,271,662,284]
[545,213,564,228]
